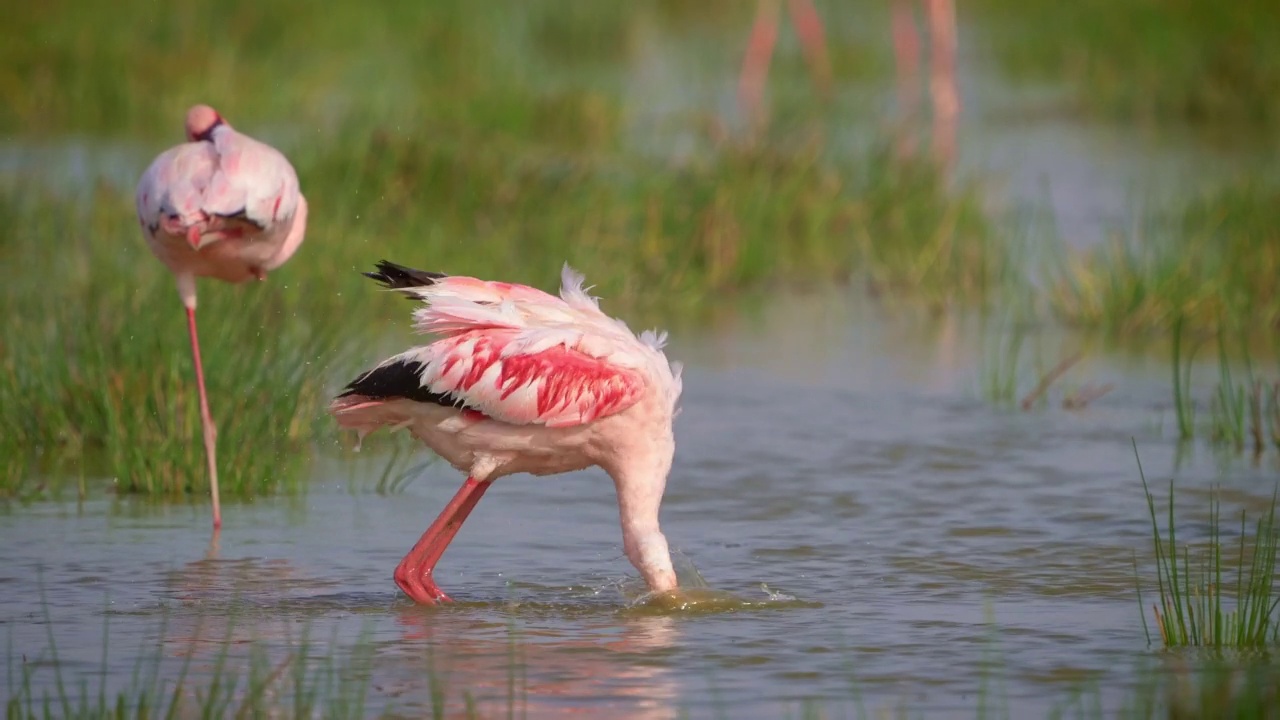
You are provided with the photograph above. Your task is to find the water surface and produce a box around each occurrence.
[5,291,1275,717]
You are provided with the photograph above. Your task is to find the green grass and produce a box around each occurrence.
[1135,443,1280,648]
[0,188,345,500]
[970,0,1280,133]
[1049,178,1280,338]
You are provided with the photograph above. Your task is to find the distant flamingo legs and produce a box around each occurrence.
[331,261,684,604]
[136,105,309,530]
[738,0,833,130]
[738,0,960,168]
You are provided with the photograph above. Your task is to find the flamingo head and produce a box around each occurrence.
[185,105,226,143]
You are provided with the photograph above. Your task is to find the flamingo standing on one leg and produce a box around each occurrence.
[329,261,684,604]
[136,104,309,531]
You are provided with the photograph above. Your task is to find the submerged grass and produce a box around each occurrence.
[14,597,1280,718]
[1135,443,1280,648]
[7,616,377,719]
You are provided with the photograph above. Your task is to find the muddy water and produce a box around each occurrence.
[5,291,1277,717]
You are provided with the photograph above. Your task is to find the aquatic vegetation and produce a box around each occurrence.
[971,0,1280,132]
[1135,445,1280,649]
[1050,178,1280,338]
[7,617,379,719]
[1165,317,1280,454]
[980,319,1028,407]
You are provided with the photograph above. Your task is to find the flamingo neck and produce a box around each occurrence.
[611,439,677,593]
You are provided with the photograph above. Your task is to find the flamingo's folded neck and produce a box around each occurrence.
[608,437,677,593]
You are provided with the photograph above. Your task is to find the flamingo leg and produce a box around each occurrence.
[738,0,781,130]
[892,0,922,159]
[394,476,492,604]
[186,306,221,531]
[787,0,832,101]
[926,0,959,169]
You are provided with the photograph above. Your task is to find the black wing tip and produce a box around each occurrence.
[363,260,448,290]
[336,359,466,409]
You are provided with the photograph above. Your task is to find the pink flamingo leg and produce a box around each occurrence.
[787,0,832,101]
[892,0,922,159]
[185,307,221,531]
[738,0,781,130]
[926,0,959,169]
[394,476,492,604]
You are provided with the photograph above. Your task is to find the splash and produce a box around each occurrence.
[617,551,821,614]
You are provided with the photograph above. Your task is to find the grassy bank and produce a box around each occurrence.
[1049,178,1280,338]
[970,0,1280,134]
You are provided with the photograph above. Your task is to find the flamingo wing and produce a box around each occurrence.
[340,329,647,429]
[419,328,648,427]
[135,142,218,232]
[340,261,652,428]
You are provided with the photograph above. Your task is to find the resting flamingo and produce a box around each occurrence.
[136,104,309,530]
[330,261,683,604]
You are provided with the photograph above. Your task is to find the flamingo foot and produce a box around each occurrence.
[393,562,454,605]
[392,476,491,606]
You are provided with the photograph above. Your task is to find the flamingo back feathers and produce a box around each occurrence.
[335,261,680,429]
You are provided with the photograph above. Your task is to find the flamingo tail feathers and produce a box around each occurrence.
[365,260,448,290]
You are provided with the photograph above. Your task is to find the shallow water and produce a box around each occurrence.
[5,290,1278,717]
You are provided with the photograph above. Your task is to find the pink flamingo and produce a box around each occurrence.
[136,104,309,531]
[330,261,684,605]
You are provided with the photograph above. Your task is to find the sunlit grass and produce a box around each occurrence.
[1135,443,1280,649]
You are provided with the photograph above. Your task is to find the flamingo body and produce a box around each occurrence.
[332,261,683,604]
[137,104,308,294]
[135,105,309,531]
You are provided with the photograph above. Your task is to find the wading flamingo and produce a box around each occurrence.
[136,104,309,531]
[330,261,683,605]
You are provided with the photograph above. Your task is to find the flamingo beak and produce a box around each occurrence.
[187,228,223,251]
